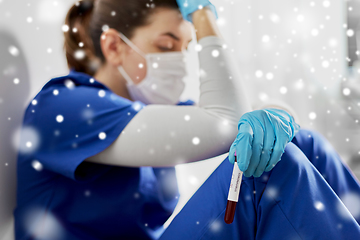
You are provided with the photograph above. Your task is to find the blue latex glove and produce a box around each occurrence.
[176,0,218,23]
[228,108,301,178]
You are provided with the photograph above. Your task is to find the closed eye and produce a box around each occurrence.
[158,46,172,51]
[158,46,189,52]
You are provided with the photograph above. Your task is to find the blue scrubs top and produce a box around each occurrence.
[14,69,195,240]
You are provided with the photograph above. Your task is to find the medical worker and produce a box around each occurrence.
[13,0,360,239]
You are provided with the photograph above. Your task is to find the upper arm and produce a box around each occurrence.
[29,86,146,182]
[85,104,238,167]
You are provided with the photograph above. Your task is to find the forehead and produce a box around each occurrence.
[133,7,193,43]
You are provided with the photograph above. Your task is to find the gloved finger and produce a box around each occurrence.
[264,133,287,172]
[236,122,253,173]
[228,141,237,164]
[243,122,264,178]
[253,125,275,177]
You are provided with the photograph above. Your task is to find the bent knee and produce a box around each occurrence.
[293,128,332,149]
[293,128,338,162]
[272,142,315,177]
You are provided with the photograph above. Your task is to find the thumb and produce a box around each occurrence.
[228,141,237,164]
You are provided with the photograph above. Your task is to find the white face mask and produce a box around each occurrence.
[117,32,188,105]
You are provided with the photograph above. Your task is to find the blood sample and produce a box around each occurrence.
[224,150,243,224]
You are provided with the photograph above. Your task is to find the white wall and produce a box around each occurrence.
[0,1,81,239]
[0,0,77,105]
[0,31,30,239]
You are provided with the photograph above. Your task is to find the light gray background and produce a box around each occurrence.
[1,0,359,239]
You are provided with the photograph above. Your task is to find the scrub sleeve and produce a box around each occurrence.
[159,128,360,240]
[14,70,191,240]
[20,71,147,182]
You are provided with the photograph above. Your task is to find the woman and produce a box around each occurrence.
[13,0,360,239]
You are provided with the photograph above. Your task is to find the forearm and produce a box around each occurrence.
[192,5,252,126]
[87,36,253,167]
[192,6,223,41]
[196,37,252,128]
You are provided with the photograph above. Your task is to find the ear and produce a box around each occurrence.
[99,28,126,67]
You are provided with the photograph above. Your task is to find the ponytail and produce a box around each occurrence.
[63,0,100,76]
[63,0,179,76]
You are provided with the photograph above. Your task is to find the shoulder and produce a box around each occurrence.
[24,71,146,128]
[32,70,139,111]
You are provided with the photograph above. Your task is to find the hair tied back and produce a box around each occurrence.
[75,0,94,15]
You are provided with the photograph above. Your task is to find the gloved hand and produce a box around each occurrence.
[176,0,218,23]
[228,108,301,178]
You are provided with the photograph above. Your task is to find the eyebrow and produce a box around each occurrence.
[161,32,192,43]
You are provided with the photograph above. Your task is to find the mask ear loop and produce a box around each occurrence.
[117,32,150,86]
[118,32,147,59]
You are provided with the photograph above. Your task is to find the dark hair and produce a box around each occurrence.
[63,0,180,76]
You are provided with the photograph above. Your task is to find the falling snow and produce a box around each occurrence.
[309,112,317,120]
[74,49,85,60]
[31,160,43,171]
[98,132,106,140]
[64,79,75,89]
[2,2,360,234]
[62,24,69,32]
[212,49,219,58]
[192,137,200,145]
[314,201,325,211]
[56,115,64,123]
[343,88,351,96]
[338,192,360,219]
[98,90,106,98]
[195,44,202,52]
[8,45,19,56]
[266,72,274,80]
[255,70,263,78]
[24,207,64,239]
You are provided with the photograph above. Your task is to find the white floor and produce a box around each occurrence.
[164,153,228,228]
